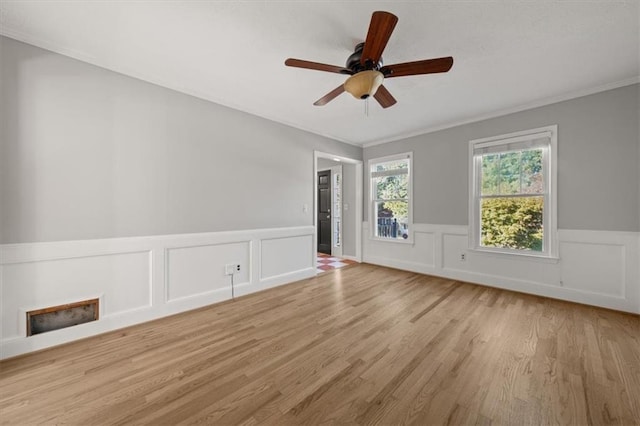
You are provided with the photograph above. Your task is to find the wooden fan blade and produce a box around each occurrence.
[285,58,353,75]
[314,85,345,106]
[360,11,398,67]
[373,85,397,108]
[381,57,454,78]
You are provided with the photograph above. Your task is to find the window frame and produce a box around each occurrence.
[368,152,414,244]
[468,125,558,259]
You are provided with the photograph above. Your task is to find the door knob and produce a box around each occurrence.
[327,215,330,219]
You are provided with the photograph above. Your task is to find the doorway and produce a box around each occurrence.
[313,151,363,268]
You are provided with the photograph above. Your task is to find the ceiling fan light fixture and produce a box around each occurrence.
[285,11,452,108]
[343,70,384,100]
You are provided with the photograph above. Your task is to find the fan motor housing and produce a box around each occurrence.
[346,42,382,73]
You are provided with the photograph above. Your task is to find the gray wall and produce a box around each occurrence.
[2,35,636,243]
[0,36,361,244]
[364,84,640,232]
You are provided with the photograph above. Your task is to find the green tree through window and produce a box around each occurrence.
[479,148,544,251]
[370,154,411,240]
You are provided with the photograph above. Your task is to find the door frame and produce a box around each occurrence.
[313,151,363,263]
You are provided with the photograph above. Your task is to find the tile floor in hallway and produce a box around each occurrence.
[316,252,357,274]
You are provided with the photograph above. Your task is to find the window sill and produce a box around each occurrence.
[469,247,560,264]
[370,236,414,245]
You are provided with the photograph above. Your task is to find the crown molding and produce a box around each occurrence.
[362,76,640,148]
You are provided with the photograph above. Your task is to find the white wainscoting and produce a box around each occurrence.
[363,223,639,314]
[0,226,315,359]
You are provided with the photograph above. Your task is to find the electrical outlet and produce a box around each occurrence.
[225,263,241,275]
[460,253,466,261]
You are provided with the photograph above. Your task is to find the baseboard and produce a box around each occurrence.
[341,255,360,262]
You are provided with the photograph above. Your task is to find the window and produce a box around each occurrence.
[369,152,412,242]
[469,126,557,258]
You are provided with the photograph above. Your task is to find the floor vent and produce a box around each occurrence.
[27,299,99,336]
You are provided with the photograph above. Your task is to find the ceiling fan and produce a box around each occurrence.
[285,11,453,109]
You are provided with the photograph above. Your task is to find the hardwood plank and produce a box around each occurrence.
[1,263,638,425]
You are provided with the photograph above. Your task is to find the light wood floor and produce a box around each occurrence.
[1,264,639,425]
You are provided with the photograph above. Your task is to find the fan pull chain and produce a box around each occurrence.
[364,98,369,117]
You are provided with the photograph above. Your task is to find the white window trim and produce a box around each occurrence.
[468,125,558,259]
[368,152,414,244]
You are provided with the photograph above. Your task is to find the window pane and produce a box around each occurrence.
[375,174,408,200]
[375,201,409,239]
[481,148,544,196]
[370,154,412,242]
[521,149,544,194]
[481,154,500,195]
[498,152,521,194]
[480,196,543,251]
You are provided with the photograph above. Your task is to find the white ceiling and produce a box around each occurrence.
[1,1,638,146]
